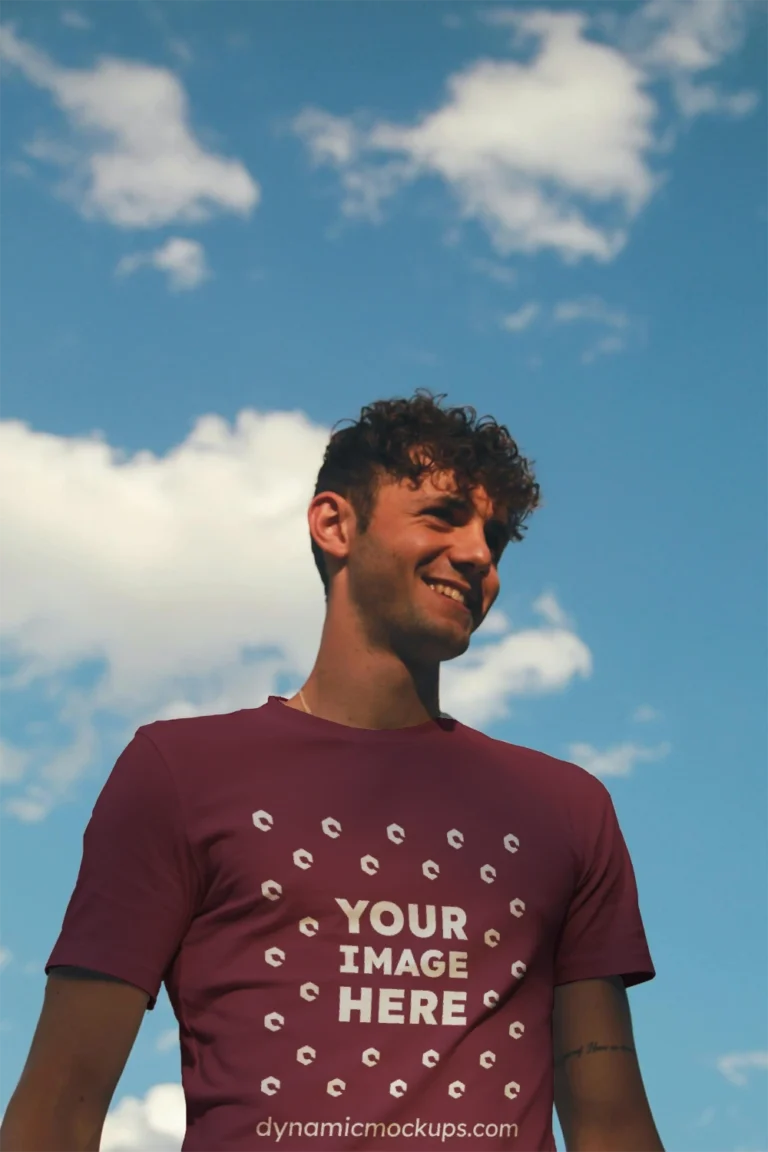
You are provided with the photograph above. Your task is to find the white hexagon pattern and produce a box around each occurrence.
[251,803,532,1112]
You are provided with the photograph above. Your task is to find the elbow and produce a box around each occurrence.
[0,1093,104,1152]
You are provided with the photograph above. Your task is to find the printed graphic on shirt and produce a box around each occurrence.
[250,807,528,1115]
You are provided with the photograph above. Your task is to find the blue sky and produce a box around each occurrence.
[1,2,766,1149]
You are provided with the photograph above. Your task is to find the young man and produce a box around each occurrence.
[1,390,664,1151]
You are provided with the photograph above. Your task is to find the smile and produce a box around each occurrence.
[423,579,472,614]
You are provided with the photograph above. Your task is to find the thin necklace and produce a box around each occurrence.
[297,687,446,722]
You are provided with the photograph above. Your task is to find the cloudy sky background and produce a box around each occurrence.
[1,2,766,1148]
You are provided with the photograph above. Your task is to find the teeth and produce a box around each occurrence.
[426,582,466,605]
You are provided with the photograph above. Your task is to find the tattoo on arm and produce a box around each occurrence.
[555,1040,636,1068]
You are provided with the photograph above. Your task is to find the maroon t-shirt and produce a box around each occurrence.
[47,696,655,1151]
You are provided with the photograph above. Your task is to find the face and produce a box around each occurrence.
[315,468,510,667]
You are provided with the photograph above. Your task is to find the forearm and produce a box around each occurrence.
[0,1094,103,1152]
[562,1113,665,1152]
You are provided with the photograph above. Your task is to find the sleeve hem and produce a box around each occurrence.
[45,951,161,1009]
[554,959,656,988]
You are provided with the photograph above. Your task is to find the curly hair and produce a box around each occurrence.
[311,388,541,597]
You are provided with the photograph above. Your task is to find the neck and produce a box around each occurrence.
[285,602,441,730]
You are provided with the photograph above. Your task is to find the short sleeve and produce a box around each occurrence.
[554,780,655,989]
[46,731,202,1009]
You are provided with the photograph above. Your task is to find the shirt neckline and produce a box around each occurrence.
[265,695,457,743]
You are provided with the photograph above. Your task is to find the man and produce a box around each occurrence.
[1,390,664,1151]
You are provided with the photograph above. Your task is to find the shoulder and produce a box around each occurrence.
[460,724,608,803]
[137,706,259,761]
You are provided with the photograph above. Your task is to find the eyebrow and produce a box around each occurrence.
[419,494,511,542]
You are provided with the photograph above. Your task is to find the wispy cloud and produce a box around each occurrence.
[533,592,573,629]
[116,237,210,291]
[501,302,539,332]
[552,295,632,363]
[623,0,759,120]
[581,334,626,364]
[567,740,671,778]
[632,704,661,723]
[554,296,629,329]
[0,945,12,969]
[60,10,91,31]
[0,25,259,229]
[156,1028,179,1053]
[716,1050,768,1088]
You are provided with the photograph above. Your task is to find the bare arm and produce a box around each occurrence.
[553,976,664,1152]
[0,968,149,1152]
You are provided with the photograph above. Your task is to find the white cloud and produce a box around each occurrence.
[168,38,193,65]
[624,0,758,119]
[297,9,658,261]
[1,407,593,818]
[0,25,259,228]
[294,5,756,261]
[554,295,629,329]
[716,1051,768,1088]
[479,608,513,635]
[632,704,660,723]
[533,591,572,629]
[294,11,657,263]
[502,302,539,332]
[101,1083,184,1151]
[442,625,592,728]
[0,945,12,969]
[567,740,671,778]
[116,238,210,291]
[581,333,626,364]
[0,741,28,782]
[61,10,91,31]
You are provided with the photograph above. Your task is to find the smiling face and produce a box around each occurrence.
[318,465,510,668]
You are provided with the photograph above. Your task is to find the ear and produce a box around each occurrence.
[308,491,357,576]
